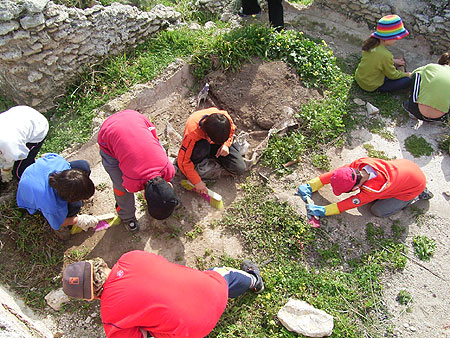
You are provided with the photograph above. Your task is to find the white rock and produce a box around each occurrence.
[45,288,70,311]
[277,299,334,337]
[353,98,365,106]
[366,102,379,115]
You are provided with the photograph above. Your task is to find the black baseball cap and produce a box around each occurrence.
[145,177,179,220]
[62,261,94,301]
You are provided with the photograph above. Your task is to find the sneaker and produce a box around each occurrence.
[241,259,264,293]
[418,187,433,200]
[237,10,261,18]
[123,218,140,234]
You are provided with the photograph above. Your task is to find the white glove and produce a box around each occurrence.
[1,169,13,182]
[76,214,99,231]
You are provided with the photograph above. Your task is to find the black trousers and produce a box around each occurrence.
[242,0,284,29]
[191,139,246,176]
[12,139,45,180]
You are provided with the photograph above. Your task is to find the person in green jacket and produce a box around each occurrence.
[355,15,411,92]
[403,52,450,122]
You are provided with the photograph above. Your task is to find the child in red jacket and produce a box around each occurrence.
[297,157,432,218]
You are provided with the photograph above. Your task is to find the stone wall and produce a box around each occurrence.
[0,0,180,111]
[312,0,450,55]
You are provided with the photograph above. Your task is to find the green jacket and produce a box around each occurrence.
[355,45,408,92]
[412,64,450,113]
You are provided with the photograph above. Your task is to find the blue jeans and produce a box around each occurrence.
[378,76,411,93]
[67,160,91,217]
[370,197,414,218]
[209,267,254,298]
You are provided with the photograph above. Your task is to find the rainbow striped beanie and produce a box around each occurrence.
[371,15,409,40]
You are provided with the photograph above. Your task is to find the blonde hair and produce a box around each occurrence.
[89,257,109,297]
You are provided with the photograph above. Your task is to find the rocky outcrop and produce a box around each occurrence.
[0,0,180,111]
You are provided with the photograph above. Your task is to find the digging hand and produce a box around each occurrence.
[296,183,312,202]
[76,214,100,231]
[306,204,326,218]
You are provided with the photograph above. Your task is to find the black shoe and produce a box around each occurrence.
[241,260,264,293]
[238,9,261,18]
[123,218,140,234]
[418,188,433,200]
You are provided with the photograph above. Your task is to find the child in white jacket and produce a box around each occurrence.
[0,105,48,182]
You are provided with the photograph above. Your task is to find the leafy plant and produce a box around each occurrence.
[396,289,413,305]
[311,153,330,171]
[404,135,434,157]
[363,143,393,160]
[438,134,450,154]
[412,235,436,261]
[185,224,204,240]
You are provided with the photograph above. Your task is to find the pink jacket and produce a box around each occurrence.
[98,110,175,192]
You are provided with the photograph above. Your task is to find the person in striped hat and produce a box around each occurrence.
[355,15,412,93]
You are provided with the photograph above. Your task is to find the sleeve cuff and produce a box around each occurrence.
[325,203,340,216]
[307,177,323,192]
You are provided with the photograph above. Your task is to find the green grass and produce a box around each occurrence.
[0,200,65,309]
[210,177,406,337]
[42,27,216,153]
[404,135,434,157]
[396,290,413,305]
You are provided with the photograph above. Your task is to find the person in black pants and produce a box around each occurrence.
[239,0,284,30]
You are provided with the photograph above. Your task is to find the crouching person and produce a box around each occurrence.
[16,153,96,240]
[98,110,179,233]
[178,107,246,195]
[63,250,264,338]
[0,105,49,183]
[297,157,432,219]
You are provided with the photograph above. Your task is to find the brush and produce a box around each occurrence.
[93,214,121,231]
[304,196,321,228]
[70,213,121,234]
[180,179,224,210]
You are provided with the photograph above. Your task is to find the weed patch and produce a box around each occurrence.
[363,143,393,160]
[404,135,434,157]
[412,235,436,261]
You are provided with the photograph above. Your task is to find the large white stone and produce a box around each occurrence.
[44,288,70,311]
[277,299,334,337]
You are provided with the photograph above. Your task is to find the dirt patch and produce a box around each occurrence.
[207,59,322,130]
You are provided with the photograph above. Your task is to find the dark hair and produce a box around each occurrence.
[202,113,231,144]
[438,52,450,65]
[362,37,380,51]
[49,169,95,202]
[350,170,363,191]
